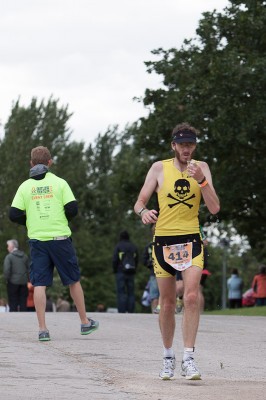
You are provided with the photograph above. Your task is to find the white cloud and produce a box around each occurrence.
[0,0,229,144]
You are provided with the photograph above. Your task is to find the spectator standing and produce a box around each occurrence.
[112,230,138,313]
[252,265,266,306]
[3,239,29,312]
[227,268,243,308]
[9,146,99,341]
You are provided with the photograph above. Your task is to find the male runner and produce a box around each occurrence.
[134,123,220,380]
[9,146,99,341]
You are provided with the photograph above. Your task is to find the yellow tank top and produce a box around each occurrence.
[155,159,201,236]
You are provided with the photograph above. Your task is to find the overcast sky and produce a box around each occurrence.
[0,0,229,145]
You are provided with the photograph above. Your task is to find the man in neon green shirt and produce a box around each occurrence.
[10,146,99,341]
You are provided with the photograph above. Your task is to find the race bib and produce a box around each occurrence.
[163,242,192,271]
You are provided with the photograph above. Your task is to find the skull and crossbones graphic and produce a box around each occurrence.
[167,179,195,209]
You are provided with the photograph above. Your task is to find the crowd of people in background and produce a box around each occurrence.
[2,235,266,314]
[110,229,266,314]
[226,265,266,309]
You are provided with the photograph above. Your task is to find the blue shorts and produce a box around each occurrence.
[29,238,81,286]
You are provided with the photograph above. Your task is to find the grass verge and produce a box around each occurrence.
[204,306,266,316]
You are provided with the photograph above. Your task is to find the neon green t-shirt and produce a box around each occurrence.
[11,172,76,240]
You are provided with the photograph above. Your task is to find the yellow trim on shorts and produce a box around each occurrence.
[152,244,204,278]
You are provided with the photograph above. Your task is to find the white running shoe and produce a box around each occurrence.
[159,357,176,380]
[181,357,201,380]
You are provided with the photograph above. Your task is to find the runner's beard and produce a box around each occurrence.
[174,148,195,166]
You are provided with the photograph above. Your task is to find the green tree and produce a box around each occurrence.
[75,127,152,311]
[131,0,266,257]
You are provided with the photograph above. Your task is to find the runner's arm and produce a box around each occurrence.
[198,162,220,215]
[187,161,220,214]
[134,162,161,224]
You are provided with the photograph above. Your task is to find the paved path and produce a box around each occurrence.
[0,312,265,400]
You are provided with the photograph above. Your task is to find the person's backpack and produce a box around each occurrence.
[121,250,136,272]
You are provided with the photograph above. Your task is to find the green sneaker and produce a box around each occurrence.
[81,319,99,335]
[39,330,51,342]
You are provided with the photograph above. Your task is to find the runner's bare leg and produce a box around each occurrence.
[182,266,202,347]
[157,276,176,348]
